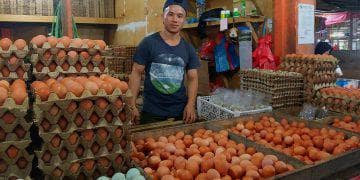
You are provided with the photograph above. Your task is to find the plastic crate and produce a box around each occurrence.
[197,96,273,121]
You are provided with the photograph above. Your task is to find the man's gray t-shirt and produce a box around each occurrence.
[133,32,200,117]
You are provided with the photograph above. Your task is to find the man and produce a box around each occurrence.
[129,0,200,124]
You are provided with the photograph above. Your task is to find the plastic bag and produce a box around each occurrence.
[199,39,216,61]
[299,104,328,120]
[214,34,230,72]
[212,88,270,111]
[252,34,277,70]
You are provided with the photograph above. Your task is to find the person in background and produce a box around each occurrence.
[315,41,343,76]
[129,0,200,125]
[315,41,333,55]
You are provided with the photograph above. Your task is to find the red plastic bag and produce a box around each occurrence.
[199,39,216,61]
[252,34,277,70]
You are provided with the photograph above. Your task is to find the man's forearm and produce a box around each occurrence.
[187,76,198,106]
[129,71,142,107]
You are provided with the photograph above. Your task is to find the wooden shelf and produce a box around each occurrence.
[0,14,120,25]
[183,16,265,29]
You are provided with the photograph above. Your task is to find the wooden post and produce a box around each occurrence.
[62,0,73,37]
[273,0,316,58]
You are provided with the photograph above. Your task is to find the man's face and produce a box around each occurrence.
[163,5,186,34]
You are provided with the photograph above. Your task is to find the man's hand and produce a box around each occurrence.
[183,103,196,124]
[131,106,140,125]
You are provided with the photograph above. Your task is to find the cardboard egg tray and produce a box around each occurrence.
[0,63,30,80]
[39,126,125,150]
[0,97,29,118]
[0,58,27,72]
[31,53,107,67]
[0,118,31,139]
[34,96,124,121]
[240,69,304,108]
[314,96,360,116]
[33,87,124,105]
[0,140,32,165]
[30,42,111,56]
[33,67,108,80]
[0,44,30,59]
[37,116,124,134]
[0,162,32,179]
[37,152,124,179]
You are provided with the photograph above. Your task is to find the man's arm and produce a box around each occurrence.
[129,62,145,124]
[183,69,198,124]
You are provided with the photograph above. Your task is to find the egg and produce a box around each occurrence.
[228,165,244,179]
[156,166,170,178]
[126,168,141,179]
[0,38,12,50]
[262,165,276,177]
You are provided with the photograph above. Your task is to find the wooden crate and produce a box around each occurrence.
[211,112,360,180]
[131,120,308,179]
[317,115,360,136]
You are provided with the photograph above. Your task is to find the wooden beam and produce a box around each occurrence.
[0,14,121,24]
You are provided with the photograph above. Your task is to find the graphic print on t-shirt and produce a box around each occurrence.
[150,53,185,94]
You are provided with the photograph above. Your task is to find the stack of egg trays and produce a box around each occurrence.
[33,88,129,179]
[240,69,304,108]
[0,93,32,178]
[0,44,31,80]
[280,55,338,102]
[30,41,110,80]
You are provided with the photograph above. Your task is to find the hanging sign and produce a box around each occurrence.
[298,3,315,44]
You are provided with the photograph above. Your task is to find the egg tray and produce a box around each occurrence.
[38,152,125,179]
[314,97,360,116]
[34,95,124,119]
[279,63,337,72]
[38,126,126,151]
[31,53,107,67]
[282,56,338,65]
[36,142,125,167]
[212,112,360,179]
[241,80,304,89]
[0,161,32,179]
[0,140,32,165]
[0,58,28,72]
[37,117,125,135]
[0,97,29,117]
[32,66,108,80]
[34,87,124,105]
[0,63,30,80]
[0,61,30,73]
[0,116,31,132]
[241,84,304,93]
[30,42,111,56]
[316,91,360,104]
[0,45,30,59]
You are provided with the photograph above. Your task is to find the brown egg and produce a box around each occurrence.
[0,38,12,50]
[14,39,26,50]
